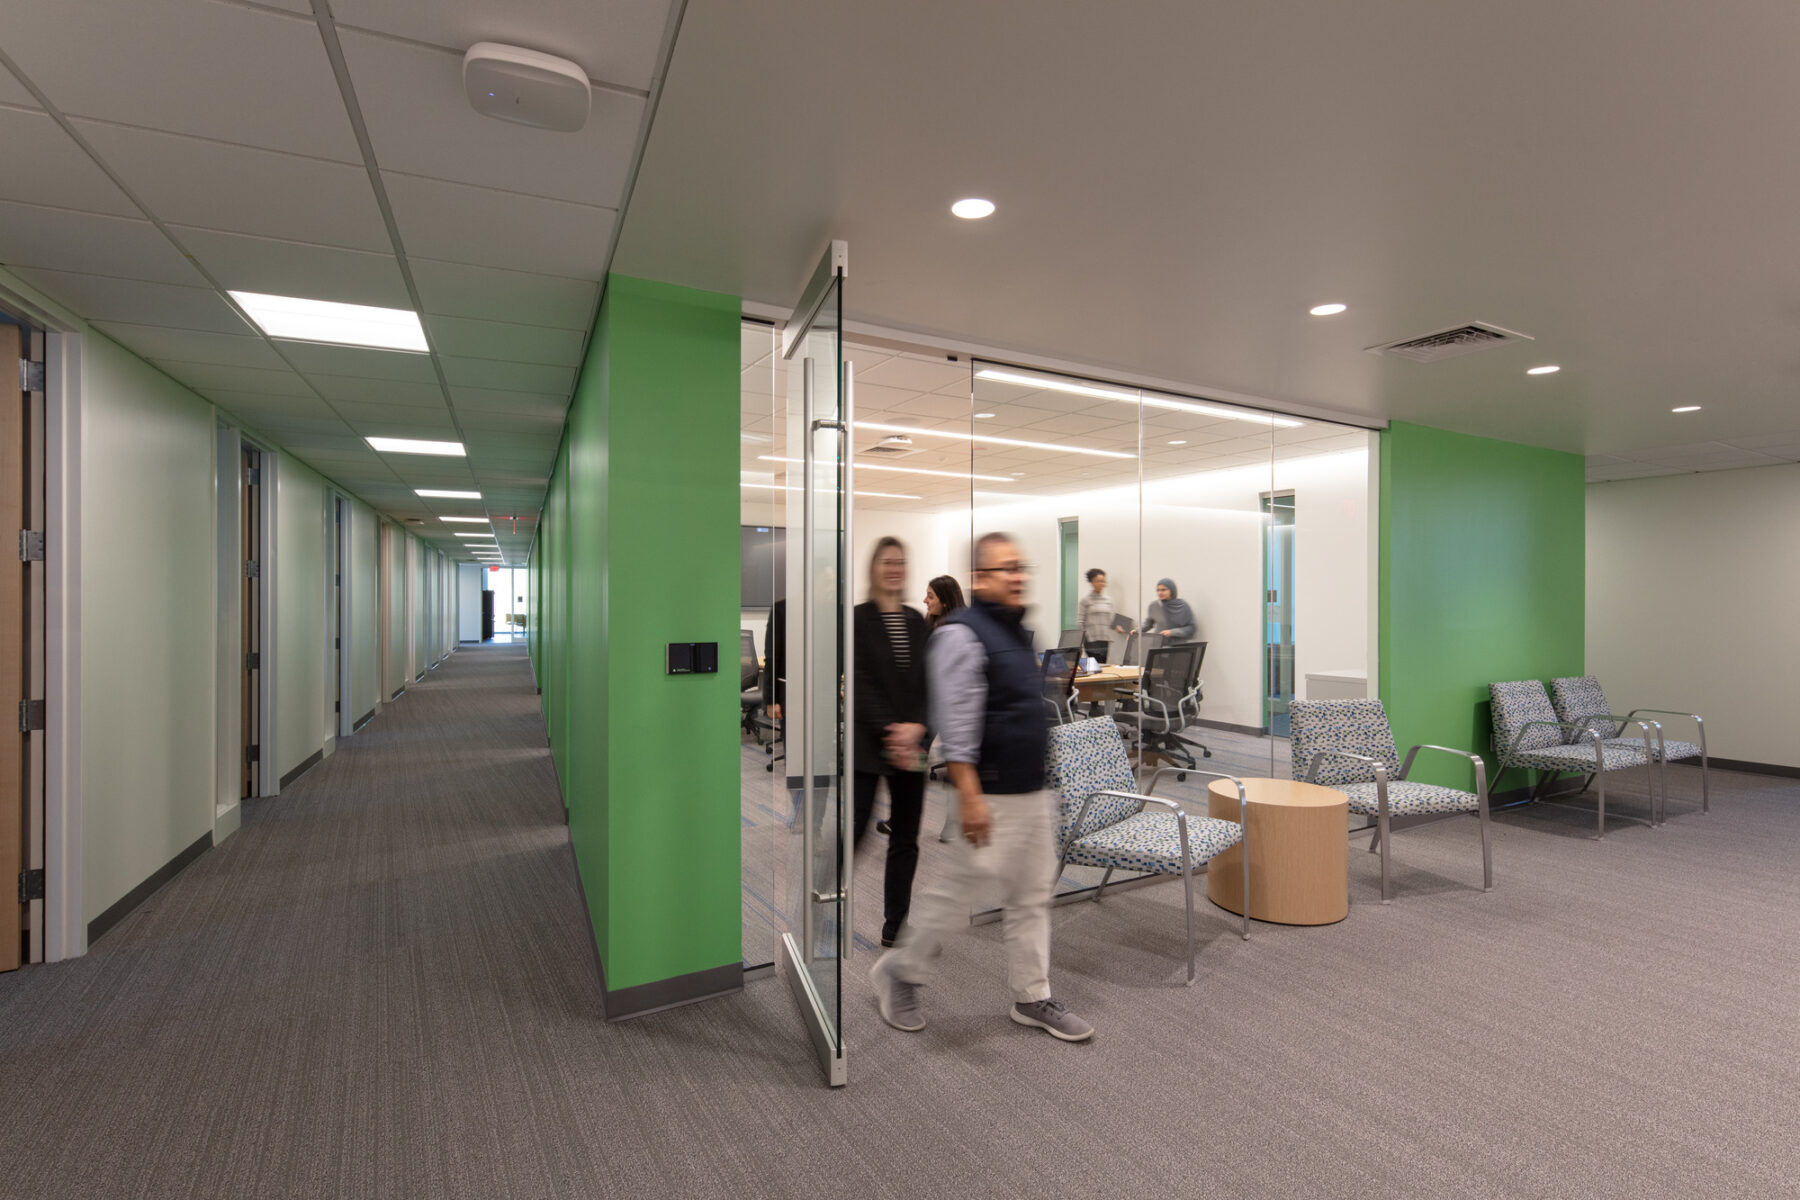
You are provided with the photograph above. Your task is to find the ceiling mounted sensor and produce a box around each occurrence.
[464,43,591,132]
[1367,322,1531,364]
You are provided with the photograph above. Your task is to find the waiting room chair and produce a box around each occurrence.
[1551,675,1708,818]
[1489,680,1659,837]
[1045,717,1248,984]
[1289,699,1493,902]
[1115,642,1210,773]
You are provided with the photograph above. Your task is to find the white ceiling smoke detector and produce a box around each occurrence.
[464,43,591,133]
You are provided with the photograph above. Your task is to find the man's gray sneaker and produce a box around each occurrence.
[1010,998,1092,1042]
[870,953,925,1032]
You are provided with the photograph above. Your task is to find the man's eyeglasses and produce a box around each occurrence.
[975,563,1033,576]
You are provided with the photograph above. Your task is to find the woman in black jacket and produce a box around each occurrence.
[854,537,932,947]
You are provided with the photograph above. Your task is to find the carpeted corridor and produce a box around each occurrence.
[1,643,1797,1198]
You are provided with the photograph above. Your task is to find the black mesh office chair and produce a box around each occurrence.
[1116,641,1211,774]
[739,630,767,744]
[1042,647,1079,726]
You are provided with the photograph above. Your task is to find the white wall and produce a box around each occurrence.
[350,502,380,723]
[79,333,217,925]
[1588,464,1800,768]
[274,458,330,781]
[458,562,482,641]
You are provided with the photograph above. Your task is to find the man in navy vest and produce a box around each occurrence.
[871,532,1093,1042]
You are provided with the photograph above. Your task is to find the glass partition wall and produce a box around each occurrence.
[743,326,1375,975]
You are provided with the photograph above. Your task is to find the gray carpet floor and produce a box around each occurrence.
[3,643,1797,1198]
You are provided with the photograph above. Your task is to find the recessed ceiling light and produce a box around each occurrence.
[1526,365,1561,376]
[367,437,465,456]
[230,291,427,352]
[1308,303,1348,317]
[1169,439,1188,445]
[973,368,1303,428]
[855,420,1135,461]
[951,198,996,219]
[440,516,490,524]
[974,412,995,419]
[1672,405,1702,413]
[416,489,481,499]
[756,455,1012,482]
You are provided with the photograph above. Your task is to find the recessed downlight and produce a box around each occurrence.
[416,489,481,499]
[951,198,996,219]
[367,436,465,456]
[1526,365,1561,376]
[1308,303,1347,317]
[1672,405,1702,413]
[230,291,427,352]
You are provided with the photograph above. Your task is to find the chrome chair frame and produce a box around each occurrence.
[1501,717,1660,837]
[1304,745,1492,902]
[1056,766,1249,985]
[1623,707,1708,816]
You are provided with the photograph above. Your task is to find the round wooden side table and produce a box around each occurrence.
[1206,777,1349,926]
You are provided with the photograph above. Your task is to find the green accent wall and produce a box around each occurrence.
[1378,422,1586,790]
[537,274,741,994]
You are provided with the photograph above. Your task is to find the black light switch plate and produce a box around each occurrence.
[667,642,719,675]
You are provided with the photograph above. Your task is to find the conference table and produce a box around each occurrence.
[1070,664,1139,705]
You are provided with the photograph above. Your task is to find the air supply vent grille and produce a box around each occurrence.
[1367,322,1531,363]
[862,434,922,459]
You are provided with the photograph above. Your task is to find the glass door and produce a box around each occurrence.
[1261,491,1296,736]
[778,241,851,1087]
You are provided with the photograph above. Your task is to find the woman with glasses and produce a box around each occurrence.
[853,537,932,947]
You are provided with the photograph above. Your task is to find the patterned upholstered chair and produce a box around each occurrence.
[1489,680,1659,837]
[1550,676,1708,819]
[1288,699,1492,902]
[1045,718,1248,984]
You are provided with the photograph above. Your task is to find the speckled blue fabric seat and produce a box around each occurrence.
[1289,699,1492,902]
[1550,676,1710,819]
[1489,680,1664,836]
[1045,718,1248,983]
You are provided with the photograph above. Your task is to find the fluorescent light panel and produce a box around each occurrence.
[454,532,496,539]
[974,368,1302,429]
[230,291,428,353]
[367,437,465,456]
[439,516,489,524]
[757,455,1014,483]
[855,421,1135,461]
[416,489,481,499]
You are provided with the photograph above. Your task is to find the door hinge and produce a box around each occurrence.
[245,651,260,671]
[18,699,45,732]
[334,637,341,650]
[334,700,341,713]
[18,869,45,904]
[246,744,260,765]
[244,559,261,578]
[248,467,261,486]
[19,359,45,392]
[19,530,45,561]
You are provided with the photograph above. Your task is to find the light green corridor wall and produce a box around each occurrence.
[1378,422,1586,790]
[537,275,741,1002]
[274,458,329,780]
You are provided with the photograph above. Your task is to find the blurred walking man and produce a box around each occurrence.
[870,532,1093,1042]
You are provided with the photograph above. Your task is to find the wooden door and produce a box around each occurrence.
[1,325,25,971]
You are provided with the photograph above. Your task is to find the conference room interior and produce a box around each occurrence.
[737,321,1377,969]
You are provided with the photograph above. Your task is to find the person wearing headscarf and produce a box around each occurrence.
[1144,577,1196,644]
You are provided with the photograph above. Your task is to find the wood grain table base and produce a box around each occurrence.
[1207,777,1349,926]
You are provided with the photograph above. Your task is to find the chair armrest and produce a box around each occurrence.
[1303,748,1389,786]
[1399,744,1489,801]
[1624,709,1706,753]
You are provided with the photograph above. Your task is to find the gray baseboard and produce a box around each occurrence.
[279,749,323,791]
[599,960,745,1022]
[353,707,376,731]
[1194,717,1268,738]
[1707,757,1800,780]
[88,830,213,946]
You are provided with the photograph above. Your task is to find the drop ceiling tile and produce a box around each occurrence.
[338,31,643,207]
[439,356,574,393]
[1,0,359,160]
[382,172,614,278]
[859,356,970,392]
[0,201,200,284]
[204,389,344,417]
[342,404,458,433]
[448,386,567,415]
[306,374,446,408]
[279,342,438,382]
[10,267,248,333]
[409,258,597,329]
[91,323,283,369]
[425,315,585,366]
[173,227,409,308]
[154,360,316,397]
[1023,412,1134,436]
[72,119,390,251]
[457,407,563,432]
[0,107,138,216]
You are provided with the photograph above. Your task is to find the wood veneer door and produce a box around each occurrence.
[0,325,24,971]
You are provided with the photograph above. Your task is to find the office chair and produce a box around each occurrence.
[1116,641,1211,775]
[739,630,767,744]
[1056,628,1083,650]
[1042,647,1078,725]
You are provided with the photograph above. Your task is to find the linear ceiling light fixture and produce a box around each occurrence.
[439,516,490,524]
[366,437,466,456]
[230,291,428,352]
[416,489,482,499]
[974,368,1302,428]
[454,532,497,539]
[739,482,922,501]
[854,420,1136,461]
[756,455,1014,483]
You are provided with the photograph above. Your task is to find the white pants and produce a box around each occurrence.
[889,789,1055,1004]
